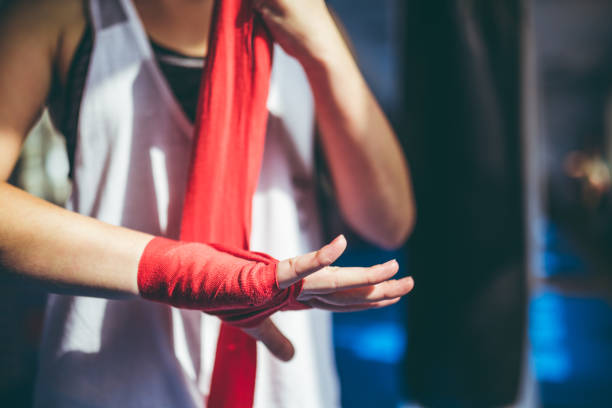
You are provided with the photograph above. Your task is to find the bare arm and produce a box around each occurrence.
[0,183,151,297]
[0,0,147,298]
[257,0,416,249]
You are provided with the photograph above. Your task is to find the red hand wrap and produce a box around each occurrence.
[176,0,296,404]
[137,237,306,328]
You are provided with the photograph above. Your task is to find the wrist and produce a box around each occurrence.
[136,236,307,325]
[296,29,347,75]
[289,6,348,71]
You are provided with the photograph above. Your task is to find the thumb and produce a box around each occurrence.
[276,234,347,289]
[242,318,295,362]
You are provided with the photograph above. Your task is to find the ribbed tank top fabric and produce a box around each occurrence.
[49,24,204,176]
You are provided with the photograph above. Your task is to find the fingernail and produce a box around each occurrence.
[383,259,398,266]
[282,344,295,362]
[331,234,346,246]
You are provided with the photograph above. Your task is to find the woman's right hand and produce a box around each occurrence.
[244,235,414,362]
[278,234,414,311]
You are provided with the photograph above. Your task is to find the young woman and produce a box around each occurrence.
[0,0,415,406]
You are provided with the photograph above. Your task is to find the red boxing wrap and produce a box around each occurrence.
[174,0,293,405]
[137,237,306,328]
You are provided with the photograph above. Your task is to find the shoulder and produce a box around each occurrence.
[0,0,86,84]
[0,0,83,41]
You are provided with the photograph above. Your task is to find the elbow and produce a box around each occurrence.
[339,189,417,250]
[376,207,416,250]
[354,199,415,251]
[374,177,417,250]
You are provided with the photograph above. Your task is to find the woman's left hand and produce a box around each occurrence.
[253,0,343,66]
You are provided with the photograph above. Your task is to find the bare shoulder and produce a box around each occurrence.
[0,0,86,179]
[0,0,86,83]
[0,0,83,41]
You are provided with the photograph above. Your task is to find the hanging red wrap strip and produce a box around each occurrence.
[181,0,273,407]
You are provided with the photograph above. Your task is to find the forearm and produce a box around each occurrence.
[299,16,415,249]
[0,182,151,298]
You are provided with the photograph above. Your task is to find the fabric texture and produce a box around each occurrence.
[48,26,204,161]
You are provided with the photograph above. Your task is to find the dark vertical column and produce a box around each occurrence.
[401,1,526,406]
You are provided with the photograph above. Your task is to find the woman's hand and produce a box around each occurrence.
[278,235,414,311]
[243,235,413,362]
[253,0,343,66]
[243,235,414,361]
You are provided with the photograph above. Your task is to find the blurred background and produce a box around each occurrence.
[3,0,612,407]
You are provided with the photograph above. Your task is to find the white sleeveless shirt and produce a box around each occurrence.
[34,0,339,406]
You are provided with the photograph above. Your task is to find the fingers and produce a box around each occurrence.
[310,276,414,306]
[305,296,401,313]
[276,235,347,289]
[301,258,400,295]
[242,318,295,362]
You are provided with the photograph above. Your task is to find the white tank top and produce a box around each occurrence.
[34,0,339,406]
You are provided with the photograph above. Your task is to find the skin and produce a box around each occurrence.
[0,0,415,361]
